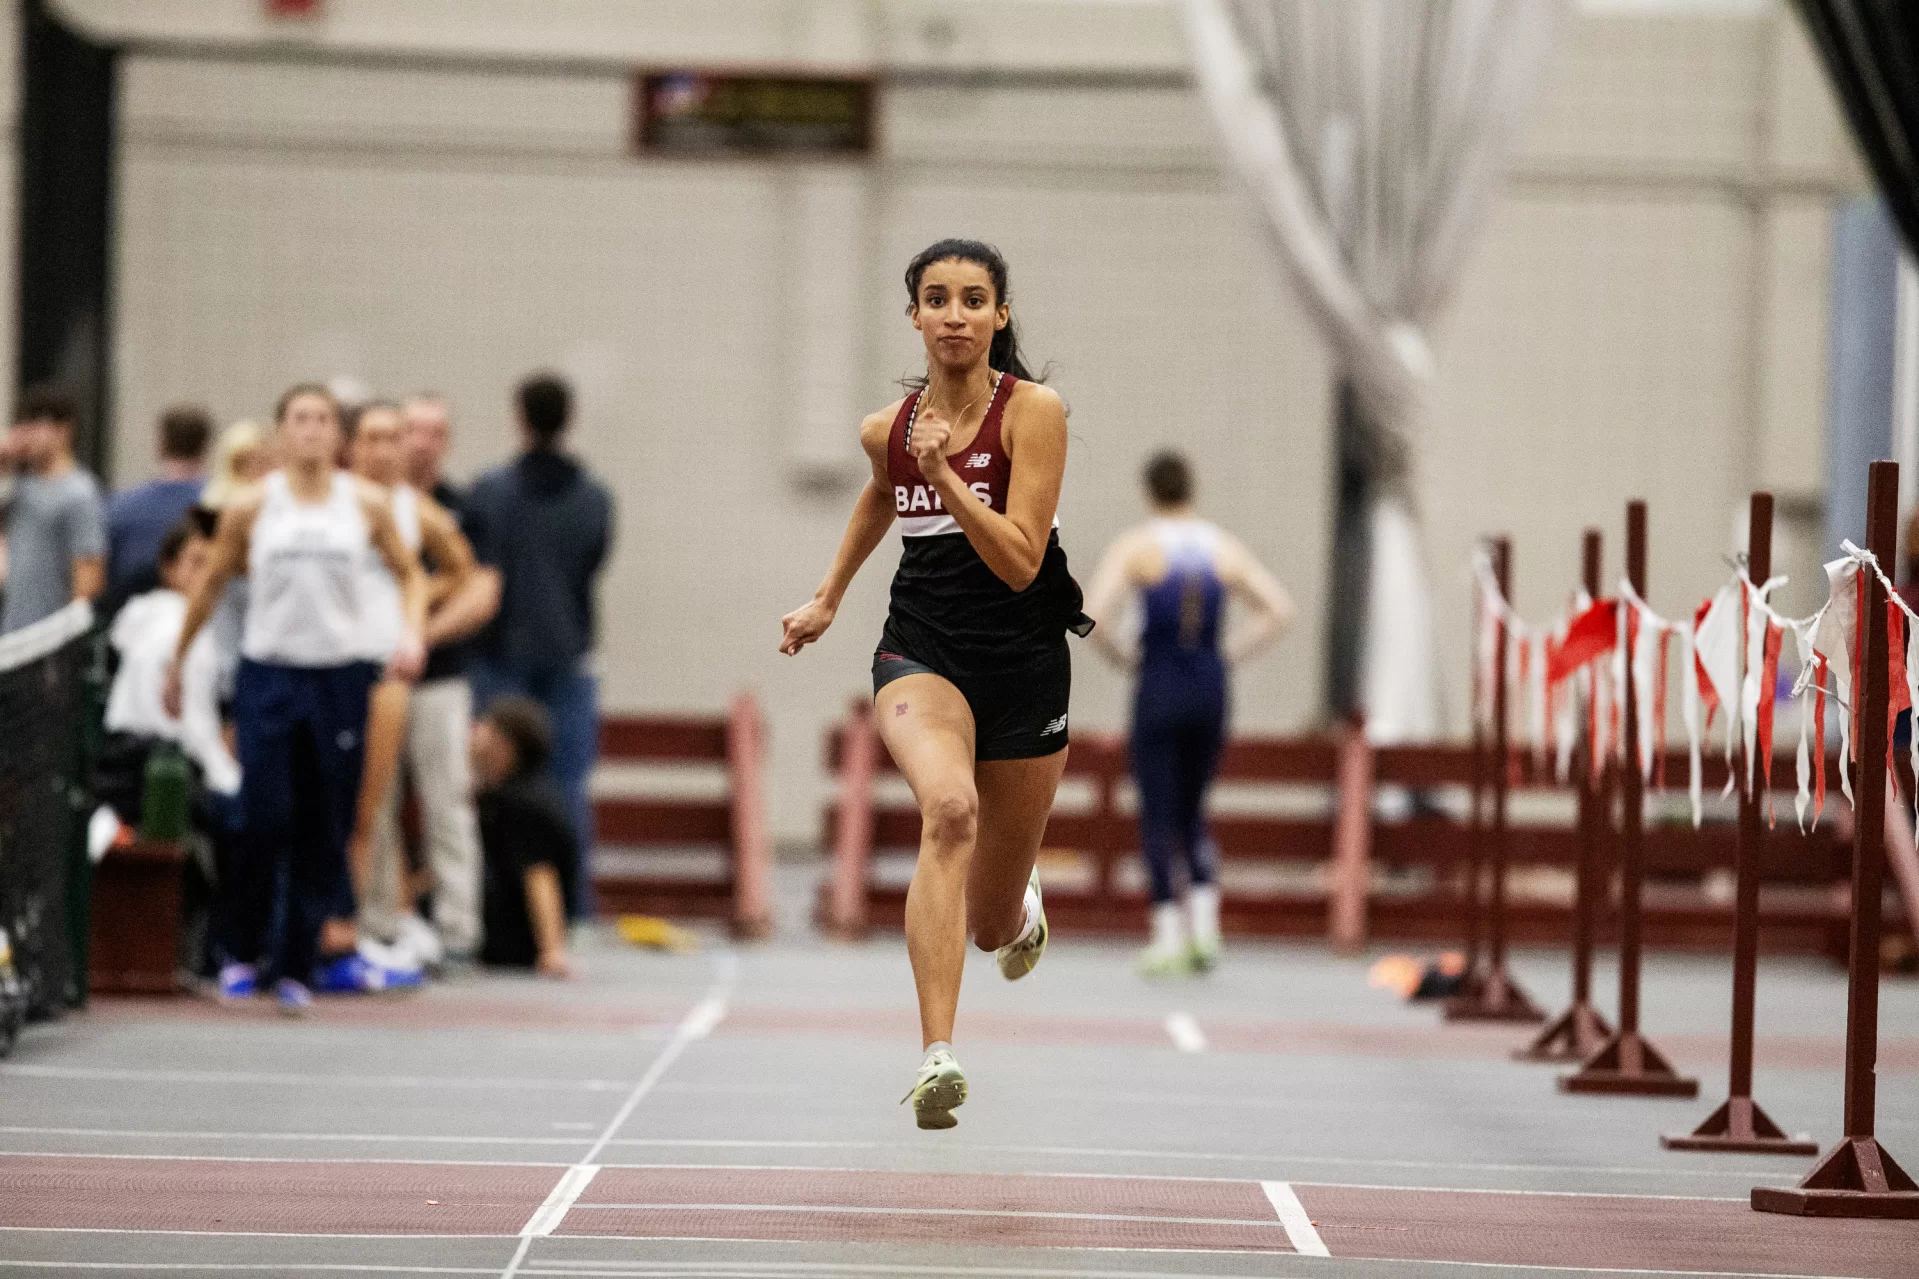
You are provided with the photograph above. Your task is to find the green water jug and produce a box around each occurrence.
[140,743,191,842]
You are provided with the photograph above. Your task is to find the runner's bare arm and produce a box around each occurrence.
[416,497,498,649]
[363,487,428,681]
[779,407,902,656]
[164,496,258,716]
[1218,531,1294,666]
[173,497,257,665]
[919,381,1065,591]
[1082,528,1149,670]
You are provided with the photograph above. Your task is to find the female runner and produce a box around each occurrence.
[166,384,425,1012]
[781,239,1090,1129]
[1082,451,1292,975]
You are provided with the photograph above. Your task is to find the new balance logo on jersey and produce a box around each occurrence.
[1041,715,1067,736]
[964,453,992,469]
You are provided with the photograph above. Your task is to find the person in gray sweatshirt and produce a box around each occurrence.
[463,373,613,917]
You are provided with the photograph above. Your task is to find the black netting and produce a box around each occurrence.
[0,625,92,1022]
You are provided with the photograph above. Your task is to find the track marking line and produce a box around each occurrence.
[1260,1180,1329,1257]
[578,1140,1800,1183]
[521,1163,601,1237]
[0,1148,1791,1194]
[0,1064,635,1092]
[502,955,736,1279]
[566,1202,1283,1229]
[0,1127,582,1146]
[0,1233,1859,1277]
[0,1266,492,1274]
[1163,1012,1207,1053]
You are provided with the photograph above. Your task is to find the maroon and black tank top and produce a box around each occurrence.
[881,373,1089,677]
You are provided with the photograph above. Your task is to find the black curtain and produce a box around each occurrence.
[15,0,117,479]
[1793,1,1919,256]
[1323,378,1372,723]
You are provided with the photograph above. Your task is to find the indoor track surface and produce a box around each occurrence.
[4,900,1917,1277]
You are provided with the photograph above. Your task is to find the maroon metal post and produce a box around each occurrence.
[1519,530,1615,1060]
[1754,461,1919,1216]
[1666,494,1815,1152]
[1448,537,1544,1023]
[1562,501,1699,1096]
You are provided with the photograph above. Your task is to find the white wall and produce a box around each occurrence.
[95,3,1864,841]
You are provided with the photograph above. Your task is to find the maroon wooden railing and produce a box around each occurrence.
[592,694,771,937]
[816,714,1861,953]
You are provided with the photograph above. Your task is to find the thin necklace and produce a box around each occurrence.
[906,369,1003,454]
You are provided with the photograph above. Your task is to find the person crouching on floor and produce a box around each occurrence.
[470,696,576,978]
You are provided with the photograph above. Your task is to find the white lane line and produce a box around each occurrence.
[0,1065,637,1092]
[502,956,736,1279]
[0,1266,491,1274]
[565,1202,1283,1229]
[0,1127,580,1146]
[0,1232,1850,1277]
[1260,1180,1330,1258]
[581,1140,1796,1183]
[520,1163,601,1237]
[1163,1012,1207,1053]
[0,1142,1796,1190]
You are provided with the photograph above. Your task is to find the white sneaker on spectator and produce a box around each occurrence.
[392,914,445,971]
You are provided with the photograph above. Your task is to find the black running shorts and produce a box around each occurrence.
[871,641,1071,762]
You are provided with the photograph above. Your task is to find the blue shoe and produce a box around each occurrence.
[273,978,312,1017]
[217,962,257,1001]
[312,953,423,994]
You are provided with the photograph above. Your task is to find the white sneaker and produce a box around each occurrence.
[1138,900,1189,977]
[995,866,1047,981]
[901,1044,968,1129]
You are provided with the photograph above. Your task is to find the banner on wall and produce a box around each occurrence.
[633,72,875,157]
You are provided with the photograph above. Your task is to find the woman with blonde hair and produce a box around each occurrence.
[201,419,273,509]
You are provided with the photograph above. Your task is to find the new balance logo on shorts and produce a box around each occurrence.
[1041,714,1067,736]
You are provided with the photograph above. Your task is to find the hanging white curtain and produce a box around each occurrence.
[1181,0,1564,743]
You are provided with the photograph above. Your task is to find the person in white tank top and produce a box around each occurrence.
[166,383,428,1013]
[345,401,495,964]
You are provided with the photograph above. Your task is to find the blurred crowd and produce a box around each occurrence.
[0,375,614,1007]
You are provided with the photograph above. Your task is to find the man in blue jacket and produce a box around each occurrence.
[464,373,613,917]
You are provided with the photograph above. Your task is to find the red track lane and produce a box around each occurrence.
[8,1154,1915,1275]
[1294,1184,1919,1277]
[561,1166,1292,1251]
[0,1155,558,1235]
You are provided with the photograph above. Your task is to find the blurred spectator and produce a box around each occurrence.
[465,373,613,916]
[104,404,212,612]
[471,696,575,977]
[1,385,106,634]
[98,517,241,818]
[350,400,497,962]
[200,421,274,701]
[201,420,272,509]
[403,393,458,509]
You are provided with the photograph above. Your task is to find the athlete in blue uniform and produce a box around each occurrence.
[1085,452,1292,975]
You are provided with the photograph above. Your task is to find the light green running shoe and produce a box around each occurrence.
[1137,942,1191,979]
[1187,938,1221,974]
[995,866,1047,981]
[901,1044,967,1129]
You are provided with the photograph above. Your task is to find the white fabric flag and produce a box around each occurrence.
[1741,582,1768,795]
[1793,624,1819,829]
[1682,621,1704,826]
[1633,603,1660,782]
[1813,556,1861,806]
[1694,582,1743,782]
